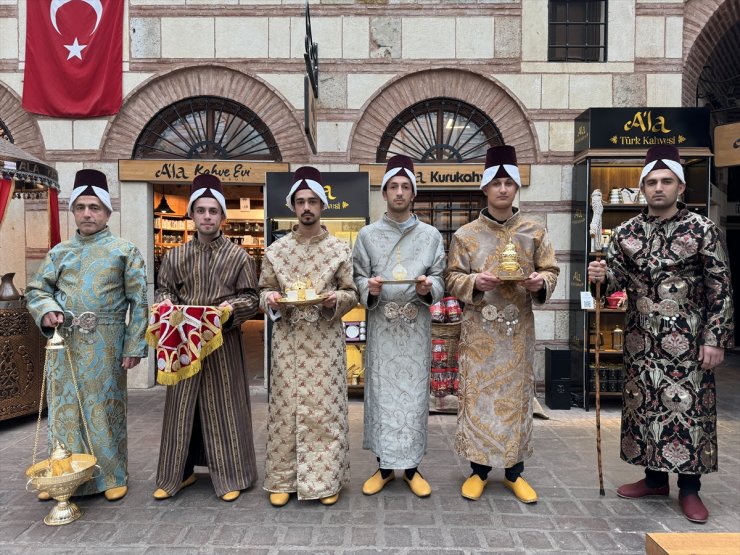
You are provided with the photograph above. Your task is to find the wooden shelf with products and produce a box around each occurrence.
[154,213,194,247]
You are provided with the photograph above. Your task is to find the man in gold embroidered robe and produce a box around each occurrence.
[153,174,260,502]
[260,166,359,507]
[445,146,559,503]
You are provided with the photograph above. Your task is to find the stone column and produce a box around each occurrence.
[120,180,155,388]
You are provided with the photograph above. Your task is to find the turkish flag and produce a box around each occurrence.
[22,0,124,117]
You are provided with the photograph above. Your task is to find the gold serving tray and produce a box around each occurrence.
[276,293,328,307]
[497,275,526,282]
[381,278,423,285]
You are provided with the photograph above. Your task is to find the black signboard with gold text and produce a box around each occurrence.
[265,172,369,219]
[574,107,711,154]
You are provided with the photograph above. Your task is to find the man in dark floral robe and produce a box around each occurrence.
[589,145,733,523]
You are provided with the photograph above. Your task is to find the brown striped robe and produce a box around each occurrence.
[154,233,260,497]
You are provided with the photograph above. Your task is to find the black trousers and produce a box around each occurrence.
[471,461,524,482]
[645,468,701,493]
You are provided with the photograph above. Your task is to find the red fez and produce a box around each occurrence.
[286,166,328,208]
[188,174,227,216]
[640,145,685,184]
[481,145,521,188]
[70,169,112,212]
[382,154,416,193]
[293,166,322,185]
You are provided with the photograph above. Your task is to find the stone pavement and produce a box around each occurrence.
[2,356,739,554]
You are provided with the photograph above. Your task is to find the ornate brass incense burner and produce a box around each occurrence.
[495,238,525,280]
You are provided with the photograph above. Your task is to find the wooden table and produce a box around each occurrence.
[646,533,740,555]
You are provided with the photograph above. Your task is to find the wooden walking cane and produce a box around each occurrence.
[590,190,606,496]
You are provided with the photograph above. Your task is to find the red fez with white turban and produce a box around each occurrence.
[480,145,521,189]
[286,166,328,209]
[69,169,112,212]
[381,155,416,194]
[639,145,684,185]
[187,174,227,217]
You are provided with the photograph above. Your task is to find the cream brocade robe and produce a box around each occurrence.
[445,211,559,468]
[259,228,359,499]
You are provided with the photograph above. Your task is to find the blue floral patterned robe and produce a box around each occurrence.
[26,227,148,494]
[605,205,733,475]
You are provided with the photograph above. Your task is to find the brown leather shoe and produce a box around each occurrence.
[616,479,669,499]
[679,493,709,523]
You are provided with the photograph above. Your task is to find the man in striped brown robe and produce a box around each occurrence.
[152,174,260,502]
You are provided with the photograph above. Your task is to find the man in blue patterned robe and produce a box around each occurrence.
[26,169,148,501]
[589,145,733,523]
[353,155,446,498]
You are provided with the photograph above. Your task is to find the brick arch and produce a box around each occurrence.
[0,84,45,158]
[682,0,740,105]
[101,65,308,161]
[349,69,539,164]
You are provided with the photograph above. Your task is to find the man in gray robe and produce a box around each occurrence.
[353,154,446,497]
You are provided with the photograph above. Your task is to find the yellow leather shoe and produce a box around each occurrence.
[319,493,339,506]
[221,490,240,502]
[153,473,197,500]
[403,472,431,498]
[362,470,394,495]
[503,477,537,504]
[104,486,128,501]
[37,491,51,501]
[269,492,291,507]
[461,475,488,500]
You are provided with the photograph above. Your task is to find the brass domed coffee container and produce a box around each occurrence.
[25,326,97,525]
[495,238,525,280]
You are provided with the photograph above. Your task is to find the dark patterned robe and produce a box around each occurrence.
[154,233,260,496]
[605,204,733,474]
[259,227,359,500]
[26,227,148,494]
[445,210,559,468]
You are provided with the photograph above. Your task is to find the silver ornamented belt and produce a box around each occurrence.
[382,302,419,323]
[62,310,126,332]
[636,297,679,320]
[478,303,520,336]
[288,305,320,324]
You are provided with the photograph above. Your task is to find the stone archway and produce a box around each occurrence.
[682,0,740,106]
[101,65,308,161]
[349,68,539,164]
[0,84,46,157]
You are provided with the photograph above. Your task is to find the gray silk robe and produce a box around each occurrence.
[353,214,446,469]
[259,228,359,499]
[445,210,559,468]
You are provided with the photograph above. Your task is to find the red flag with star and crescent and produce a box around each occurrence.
[22,0,123,117]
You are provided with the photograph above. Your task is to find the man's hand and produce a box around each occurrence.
[218,301,233,312]
[368,276,383,296]
[321,291,337,309]
[416,275,433,296]
[588,260,607,283]
[266,292,281,311]
[41,311,64,328]
[523,272,545,293]
[474,272,501,292]
[699,345,724,370]
[122,357,141,370]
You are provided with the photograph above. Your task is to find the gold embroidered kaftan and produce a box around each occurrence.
[445,210,559,468]
[259,227,359,499]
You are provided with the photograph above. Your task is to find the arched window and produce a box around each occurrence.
[133,96,281,161]
[0,118,12,143]
[377,98,504,163]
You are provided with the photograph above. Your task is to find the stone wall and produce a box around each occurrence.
[0,0,728,387]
